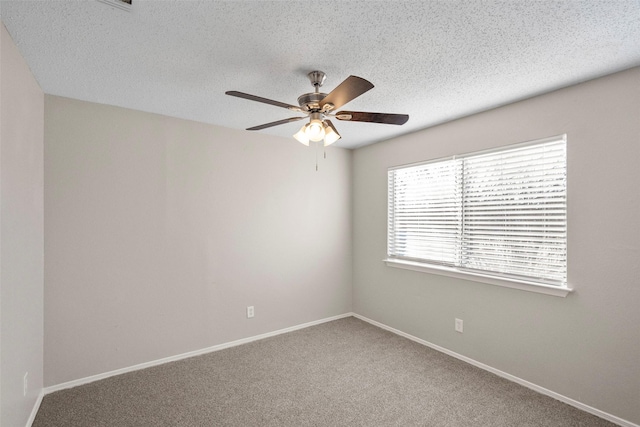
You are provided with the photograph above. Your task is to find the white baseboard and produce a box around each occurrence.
[352,313,638,427]
[44,312,353,395]
[26,389,44,427]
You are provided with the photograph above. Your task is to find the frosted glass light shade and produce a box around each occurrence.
[323,124,341,146]
[293,126,310,146]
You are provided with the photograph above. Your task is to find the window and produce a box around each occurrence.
[386,135,569,296]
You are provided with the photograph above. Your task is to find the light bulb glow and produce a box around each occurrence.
[305,119,325,142]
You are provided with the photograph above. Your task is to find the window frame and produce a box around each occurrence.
[385,135,572,297]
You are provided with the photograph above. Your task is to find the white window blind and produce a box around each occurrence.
[388,135,567,287]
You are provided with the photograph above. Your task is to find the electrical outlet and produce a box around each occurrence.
[455,318,464,333]
[247,306,254,319]
[23,372,28,396]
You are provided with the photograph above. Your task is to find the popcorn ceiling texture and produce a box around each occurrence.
[1,0,639,149]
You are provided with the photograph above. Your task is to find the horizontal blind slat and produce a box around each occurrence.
[389,137,566,286]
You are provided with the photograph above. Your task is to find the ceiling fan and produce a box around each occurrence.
[226,71,409,146]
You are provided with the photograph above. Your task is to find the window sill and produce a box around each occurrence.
[383,258,573,297]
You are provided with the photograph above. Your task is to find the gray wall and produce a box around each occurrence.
[44,96,352,387]
[352,67,640,424]
[0,24,45,427]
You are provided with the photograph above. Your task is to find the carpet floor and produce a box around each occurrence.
[33,317,616,426]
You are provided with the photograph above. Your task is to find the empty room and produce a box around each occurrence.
[1,1,639,426]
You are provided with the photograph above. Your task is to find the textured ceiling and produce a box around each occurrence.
[1,1,639,149]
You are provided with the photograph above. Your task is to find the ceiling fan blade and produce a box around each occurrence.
[319,76,374,110]
[246,116,306,131]
[335,111,409,125]
[226,91,303,112]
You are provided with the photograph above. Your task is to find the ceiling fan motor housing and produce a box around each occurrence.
[297,92,328,112]
[298,71,334,112]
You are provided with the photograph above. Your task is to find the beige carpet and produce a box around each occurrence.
[34,317,615,426]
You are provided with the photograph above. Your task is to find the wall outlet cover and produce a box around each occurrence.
[455,318,464,333]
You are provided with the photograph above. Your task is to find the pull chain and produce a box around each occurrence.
[315,141,319,171]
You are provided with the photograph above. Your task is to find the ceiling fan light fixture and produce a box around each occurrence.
[323,122,341,146]
[293,125,310,146]
[305,113,325,142]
